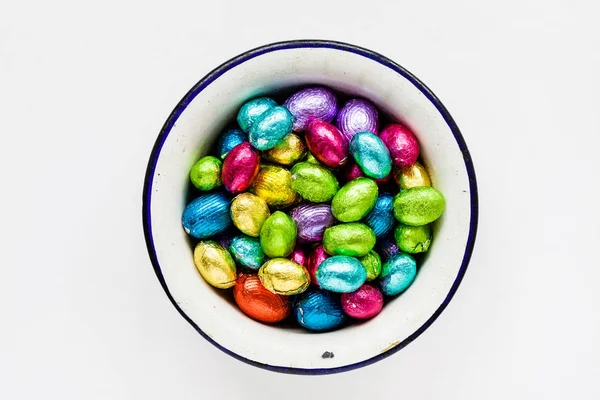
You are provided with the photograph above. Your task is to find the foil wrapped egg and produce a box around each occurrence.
[380,252,417,296]
[229,235,265,269]
[307,244,328,286]
[305,120,349,168]
[341,284,384,319]
[182,192,232,239]
[322,223,376,257]
[260,211,297,258]
[230,192,270,237]
[216,128,248,159]
[237,97,277,133]
[358,250,382,281]
[396,161,431,189]
[305,152,320,165]
[221,142,260,194]
[290,162,339,203]
[258,258,310,295]
[336,98,379,143]
[289,246,307,267]
[249,106,294,150]
[316,255,367,293]
[262,133,307,166]
[290,203,334,243]
[295,289,346,331]
[331,177,378,222]
[363,193,396,238]
[395,223,432,254]
[193,241,237,289]
[189,155,222,191]
[393,186,445,226]
[379,124,420,168]
[250,164,298,208]
[349,131,392,179]
[342,162,392,186]
[283,87,338,132]
[376,237,401,261]
[234,274,291,323]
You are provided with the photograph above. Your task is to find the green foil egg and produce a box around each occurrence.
[322,223,376,257]
[260,211,297,258]
[331,177,378,222]
[393,186,445,226]
[290,162,339,203]
[395,224,432,254]
[189,156,222,191]
[305,152,320,165]
[358,250,382,280]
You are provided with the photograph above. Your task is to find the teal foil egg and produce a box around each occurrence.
[182,192,232,239]
[364,193,395,238]
[295,289,346,331]
[249,106,294,150]
[217,128,248,159]
[316,256,367,293]
[349,132,392,179]
[229,235,265,270]
[237,97,277,133]
[380,253,417,296]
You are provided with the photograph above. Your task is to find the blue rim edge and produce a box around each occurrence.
[142,39,479,375]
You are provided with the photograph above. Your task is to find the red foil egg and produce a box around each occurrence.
[307,244,329,287]
[233,274,291,323]
[289,246,307,267]
[342,162,392,186]
[222,142,260,194]
[305,120,349,168]
[341,284,384,319]
[379,124,420,168]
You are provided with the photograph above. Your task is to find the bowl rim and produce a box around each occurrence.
[142,39,479,375]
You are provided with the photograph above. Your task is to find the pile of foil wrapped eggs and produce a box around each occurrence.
[181,87,445,331]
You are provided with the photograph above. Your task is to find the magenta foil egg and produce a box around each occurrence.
[290,203,334,243]
[379,124,420,168]
[307,244,329,286]
[342,162,392,186]
[283,87,338,132]
[341,284,384,319]
[289,246,307,267]
[336,99,379,143]
[305,120,349,168]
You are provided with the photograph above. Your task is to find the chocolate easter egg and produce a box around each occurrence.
[260,211,296,258]
[249,106,294,150]
[336,99,379,143]
[305,120,349,168]
[234,274,291,323]
[316,255,367,293]
[307,244,328,286]
[193,241,237,289]
[289,246,307,267]
[237,97,277,133]
[322,223,376,257]
[230,192,270,237]
[393,186,445,226]
[290,162,339,203]
[358,250,382,281]
[379,124,420,168]
[363,193,395,238]
[331,177,378,222]
[258,258,310,295]
[283,87,338,132]
[263,133,307,166]
[350,131,392,179]
[341,284,384,319]
[395,224,432,254]
[182,192,232,239]
[222,142,260,194]
[250,164,298,208]
[380,253,417,296]
[189,156,222,191]
[217,128,248,159]
[290,203,334,243]
[396,161,431,189]
[229,235,265,269]
[295,289,345,331]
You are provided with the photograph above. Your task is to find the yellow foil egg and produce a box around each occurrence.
[193,241,237,289]
[250,164,299,208]
[258,258,311,295]
[230,193,270,237]
[263,133,307,166]
[398,161,431,189]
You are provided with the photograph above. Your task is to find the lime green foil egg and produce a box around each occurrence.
[395,224,432,254]
[323,223,376,257]
[260,211,297,258]
[331,177,378,222]
[189,156,222,191]
[393,186,445,226]
[290,162,339,203]
[358,250,382,280]
[258,258,310,295]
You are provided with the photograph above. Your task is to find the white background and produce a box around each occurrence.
[1,0,599,399]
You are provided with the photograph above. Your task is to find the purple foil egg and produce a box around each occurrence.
[376,237,401,261]
[289,246,307,267]
[290,203,334,243]
[336,99,379,143]
[283,87,338,132]
[341,284,384,319]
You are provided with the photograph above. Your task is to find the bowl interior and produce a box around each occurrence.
[145,44,474,371]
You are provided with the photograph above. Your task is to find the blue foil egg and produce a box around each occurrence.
[364,193,395,238]
[237,97,277,133]
[380,253,417,296]
[182,192,232,239]
[316,256,367,293]
[216,128,248,159]
[229,235,265,270]
[349,132,392,179]
[249,106,294,150]
[295,289,346,331]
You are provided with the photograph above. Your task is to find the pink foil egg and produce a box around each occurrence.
[284,87,338,132]
[342,162,392,186]
[307,244,329,287]
[290,203,334,243]
[289,246,307,267]
[305,120,349,168]
[341,284,384,319]
[336,99,379,143]
[379,124,420,168]
[222,142,261,194]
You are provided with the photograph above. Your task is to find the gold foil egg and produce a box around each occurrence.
[230,193,270,237]
[397,161,431,189]
[258,258,311,295]
[193,241,237,289]
[263,133,307,166]
[250,164,298,208]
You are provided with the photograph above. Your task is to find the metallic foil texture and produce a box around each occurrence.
[249,106,294,150]
[305,120,349,168]
[263,133,307,166]
[182,192,232,239]
[322,223,376,257]
[237,97,277,133]
[393,186,445,226]
[250,164,298,208]
[289,246,307,267]
[258,258,310,295]
[331,177,378,222]
[316,255,367,293]
[259,211,297,258]
[230,192,270,237]
[379,124,420,168]
[358,250,382,281]
[336,98,379,143]
[229,235,265,269]
[193,241,237,289]
[342,162,392,186]
[376,237,401,262]
[397,161,431,189]
[222,142,260,194]
[307,244,328,286]
[217,128,248,159]
[395,224,432,254]
[189,156,222,191]
[234,274,291,323]
[380,252,417,296]
[283,87,338,132]
[295,289,345,331]
[349,132,392,179]
[290,162,339,203]
[341,284,384,319]
[364,193,396,238]
[290,203,334,243]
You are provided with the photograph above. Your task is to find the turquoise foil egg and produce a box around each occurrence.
[182,192,232,239]
[249,106,294,150]
[237,97,277,133]
[229,235,265,270]
[217,128,248,159]
[364,193,395,238]
[350,132,392,179]
[380,253,417,296]
[295,289,346,331]
[316,256,367,293]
